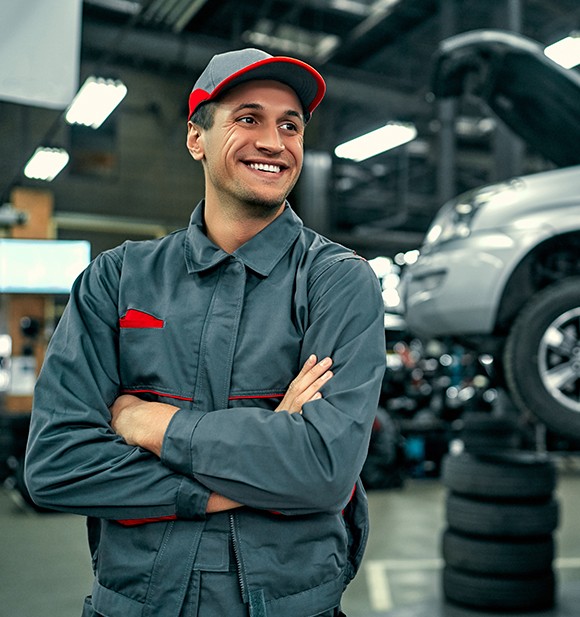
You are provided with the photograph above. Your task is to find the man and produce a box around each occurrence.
[25,48,386,617]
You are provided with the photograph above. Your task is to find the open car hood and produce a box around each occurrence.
[432,29,580,167]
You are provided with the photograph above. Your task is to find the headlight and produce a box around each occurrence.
[422,181,521,252]
[424,200,476,248]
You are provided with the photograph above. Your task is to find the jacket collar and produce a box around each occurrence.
[184,201,303,277]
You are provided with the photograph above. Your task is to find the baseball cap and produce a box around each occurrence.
[188,48,326,123]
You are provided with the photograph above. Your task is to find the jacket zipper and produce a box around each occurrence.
[229,512,248,602]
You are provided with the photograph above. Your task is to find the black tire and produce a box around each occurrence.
[442,529,555,575]
[441,451,556,499]
[459,431,520,452]
[459,412,520,451]
[504,277,580,438]
[446,493,559,537]
[443,566,556,611]
[361,408,405,489]
[460,411,517,433]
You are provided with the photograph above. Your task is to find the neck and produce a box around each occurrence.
[203,197,285,253]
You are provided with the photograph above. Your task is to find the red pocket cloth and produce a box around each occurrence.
[117,515,177,526]
[119,309,164,329]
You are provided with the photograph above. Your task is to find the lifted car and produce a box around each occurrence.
[401,30,580,437]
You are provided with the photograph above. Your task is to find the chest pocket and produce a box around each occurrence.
[119,308,197,403]
[227,269,305,405]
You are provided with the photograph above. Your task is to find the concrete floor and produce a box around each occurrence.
[1,465,580,617]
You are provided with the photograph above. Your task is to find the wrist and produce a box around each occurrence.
[139,404,179,456]
[120,402,178,456]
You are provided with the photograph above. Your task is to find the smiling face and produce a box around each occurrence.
[187,80,305,220]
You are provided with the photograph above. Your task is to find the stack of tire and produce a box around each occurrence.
[441,449,559,612]
[455,410,521,453]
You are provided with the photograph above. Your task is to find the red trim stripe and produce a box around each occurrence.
[342,484,357,515]
[121,388,194,402]
[117,515,177,527]
[228,393,285,401]
[121,390,285,403]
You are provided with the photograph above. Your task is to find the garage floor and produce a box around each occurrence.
[1,461,580,617]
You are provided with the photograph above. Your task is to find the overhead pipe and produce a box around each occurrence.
[81,19,430,117]
[436,0,458,206]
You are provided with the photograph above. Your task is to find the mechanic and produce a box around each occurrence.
[25,48,386,617]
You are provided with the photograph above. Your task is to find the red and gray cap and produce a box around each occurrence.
[188,48,326,123]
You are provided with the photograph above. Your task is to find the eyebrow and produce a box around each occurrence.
[231,102,304,124]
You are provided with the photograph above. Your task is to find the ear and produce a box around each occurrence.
[186,122,205,161]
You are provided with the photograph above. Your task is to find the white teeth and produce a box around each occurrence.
[248,163,281,173]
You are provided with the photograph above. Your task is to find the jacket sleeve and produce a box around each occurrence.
[161,255,386,515]
[24,249,210,520]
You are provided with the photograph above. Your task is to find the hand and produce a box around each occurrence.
[206,492,243,513]
[110,394,179,456]
[275,355,333,414]
[111,397,243,513]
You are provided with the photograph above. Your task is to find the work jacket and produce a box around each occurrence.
[25,203,386,617]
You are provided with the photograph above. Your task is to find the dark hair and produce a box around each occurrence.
[189,102,217,129]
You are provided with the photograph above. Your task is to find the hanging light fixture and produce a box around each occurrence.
[334,122,417,162]
[544,33,580,69]
[65,76,128,129]
[24,147,70,182]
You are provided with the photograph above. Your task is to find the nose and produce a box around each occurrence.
[255,123,285,153]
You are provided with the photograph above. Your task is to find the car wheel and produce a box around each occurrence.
[504,277,580,438]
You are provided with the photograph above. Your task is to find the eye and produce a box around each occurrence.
[237,116,256,125]
[280,121,298,132]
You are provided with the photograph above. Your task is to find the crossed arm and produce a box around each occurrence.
[110,354,333,513]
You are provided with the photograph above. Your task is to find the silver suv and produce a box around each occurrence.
[401,30,580,438]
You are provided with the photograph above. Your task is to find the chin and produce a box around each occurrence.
[242,196,286,218]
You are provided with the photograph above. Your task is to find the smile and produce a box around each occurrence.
[247,162,282,173]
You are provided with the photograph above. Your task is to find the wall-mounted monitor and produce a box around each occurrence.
[0,239,91,294]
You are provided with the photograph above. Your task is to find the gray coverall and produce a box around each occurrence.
[25,203,386,617]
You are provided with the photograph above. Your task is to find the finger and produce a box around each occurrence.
[275,356,333,413]
[285,355,319,396]
[287,362,332,407]
[293,356,332,392]
[296,370,333,405]
[295,354,318,380]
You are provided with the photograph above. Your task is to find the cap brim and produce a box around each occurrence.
[189,56,326,122]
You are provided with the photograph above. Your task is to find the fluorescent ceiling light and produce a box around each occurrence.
[65,76,127,129]
[544,34,580,69]
[24,147,70,182]
[84,0,141,14]
[329,0,372,16]
[244,20,339,58]
[334,122,417,162]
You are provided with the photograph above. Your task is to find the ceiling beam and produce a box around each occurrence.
[81,19,430,117]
